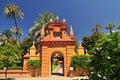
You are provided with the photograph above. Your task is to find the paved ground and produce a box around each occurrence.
[52,64,63,74]
[0,66,88,80]
[0,76,89,80]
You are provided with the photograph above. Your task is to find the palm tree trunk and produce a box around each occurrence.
[110,27,112,34]
[96,28,98,33]
[13,13,20,44]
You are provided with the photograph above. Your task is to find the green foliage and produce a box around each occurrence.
[28,60,41,69]
[28,60,41,77]
[51,62,57,71]
[20,37,34,54]
[0,30,16,46]
[29,11,55,40]
[8,67,23,70]
[0,61,4,69]
[4,3,24,44]
[82,32,103,54]
[21,37,40,54]
[92,24,102,33]
[89,32,120,80]
[74,39,80,54]
[4,3,23,20]
[106,22,115,34]
[72,79,79,80]
[11,26,23,44]
[71,55,90,70]
[0,44,23,68]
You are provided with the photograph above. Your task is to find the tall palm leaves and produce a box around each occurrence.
[11,27,23,43]
[29,12,55,40]
[117,26,120,32]
[4,3,24,44]
[106,22,115,34]
[92,24,102,33]
[0,30,16,46]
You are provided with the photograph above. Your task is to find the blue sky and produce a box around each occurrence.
[1,0,120,42]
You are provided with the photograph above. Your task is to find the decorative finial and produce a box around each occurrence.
[27,49,29,53]
[63,19,66,22]
[79,41,81,45]
[33,41,35,45]
[56,16,59,19]
[70,25,74,39]
[50,18,53,22]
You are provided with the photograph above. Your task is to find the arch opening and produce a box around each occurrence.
[51,52,64,76]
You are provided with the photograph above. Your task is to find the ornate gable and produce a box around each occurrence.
[40,16,74,41]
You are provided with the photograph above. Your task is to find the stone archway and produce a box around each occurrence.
[40,17,75,77]
[51,52,64,76]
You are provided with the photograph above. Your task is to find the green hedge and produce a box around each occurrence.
[7,67,23,70]
[71,55,90,70]
[28,60,41,69]
[0,61,4,69]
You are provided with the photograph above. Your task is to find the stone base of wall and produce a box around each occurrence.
[0,70,30,77]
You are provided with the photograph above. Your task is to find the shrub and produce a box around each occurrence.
[0,61,4,69]
[28,60,41,69]
[7,67,23,70]
[89,33,120,80]
[28,60,41,77]
[71,55,90,70]
[71,55,90,76]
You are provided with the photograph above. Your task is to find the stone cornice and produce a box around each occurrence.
[40,41,75,46]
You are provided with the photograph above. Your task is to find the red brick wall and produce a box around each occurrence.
[0,70,29,77]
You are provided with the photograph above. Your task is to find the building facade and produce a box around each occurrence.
[23,17,84,77]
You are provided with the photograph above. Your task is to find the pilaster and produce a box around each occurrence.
[41,46,50,77]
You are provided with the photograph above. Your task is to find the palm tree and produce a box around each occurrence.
[4,3,24,44]
[117,26,120,32]
[92,24,102,33]
[0,30,16,46]
[29,11,55,40]
[106,22,115,34]
[11,27,23,44]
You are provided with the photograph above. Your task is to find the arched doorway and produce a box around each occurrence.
[51,52,64,76]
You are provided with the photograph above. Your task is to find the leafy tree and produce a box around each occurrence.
[82,32,103,54]
[82,24,103,54]
[0,44,23,68]
[29,11,55,40]
[106,22,115,34]
[21,36,40,54]
[89,32,120,80]
[4,3,24,44]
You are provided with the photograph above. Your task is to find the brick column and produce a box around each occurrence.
[41,46,50,77]
[63,52,67,77]
[66,46,74,76]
